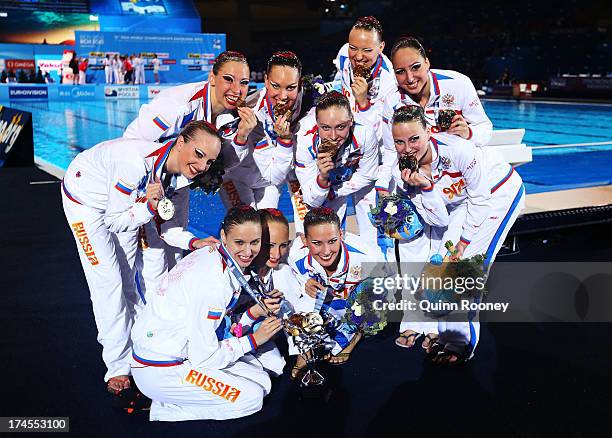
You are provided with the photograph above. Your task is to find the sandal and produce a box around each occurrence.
[425,340,445,359]
[421,333,439,353]
[429,345,470,366]
[328,331,363,366]
[395,330,422,349]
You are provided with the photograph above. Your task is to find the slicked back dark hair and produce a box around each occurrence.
[212,50,249,75]
[180,120,222,143]
[266,51,302,76]
[352,16,383,42]
[222,205,261,235]
[392,105,427,129]
[259,208,289,229]
[391,36,427,60]
[315,91,351,118]
[303,207,341,236]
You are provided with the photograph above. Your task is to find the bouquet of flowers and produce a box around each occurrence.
[369,194,423,241]
[190,157,225,194]
[341,278,388,337]
[416,241,487,317]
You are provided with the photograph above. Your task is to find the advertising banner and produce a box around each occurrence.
[147,85,173,99]
[75,31,225,84]
[8,86,48,100]
[103,85,139,99]
[6,59,35,70]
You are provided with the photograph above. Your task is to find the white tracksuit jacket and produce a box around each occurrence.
[287,234,383,354]
[221,88,303,208]
[61,137,195,382]
[131,245,271,421]
[294,112,379,226]
[377,69,493,191]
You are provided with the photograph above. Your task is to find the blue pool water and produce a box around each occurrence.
[3,97,612,236]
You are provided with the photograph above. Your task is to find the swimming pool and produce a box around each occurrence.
[4,97,612,236]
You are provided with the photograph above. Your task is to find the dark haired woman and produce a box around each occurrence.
[251,209,298,301]
[333,16,396,124]
[288,208,383,375]
[232,209,301,376]
[390,105,524,364]
[295,91,378,229]
[377,36,493,192]
[332,16,398,247]
[125,50,257,172]
[61,121,221,396]
[221,52,306,211]
[131,206,283,421]
[124,51,258,318]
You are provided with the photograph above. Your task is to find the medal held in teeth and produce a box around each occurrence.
[318,139,340,157]
[399,153,419,172]
[353,64,370,80]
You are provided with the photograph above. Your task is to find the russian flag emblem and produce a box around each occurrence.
[207,309,223,320]
[152,116,170,131]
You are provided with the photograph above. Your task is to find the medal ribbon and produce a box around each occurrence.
[218,244,276,317]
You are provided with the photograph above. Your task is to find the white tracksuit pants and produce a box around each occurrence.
[437,174,525,357]
[135,67,145,85]
[113,68,122,84]
[393,226,446,337]
[132,355,271,421]
[105,67,113,84]
[61,188,141,381]
[133,221,171,308]
[352,183,381,249]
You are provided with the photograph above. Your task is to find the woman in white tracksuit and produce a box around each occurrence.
[294,91,379,230]
[332,16,398,247]
[103,54,113,84]
[131,206,283,421]
[232,208,300,377]
[384,140,451,350]
[112,54,122,84]
[61,121,221,395]
[377,36,494,192]
[287,208,384,377]
[124,51,257,308]
[391,105,525,363]
[377,36,495,349]
[221,51,305,211]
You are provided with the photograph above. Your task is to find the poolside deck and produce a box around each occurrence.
[524,185,612,214]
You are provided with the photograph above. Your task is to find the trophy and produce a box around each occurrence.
[285,310,338,399]
[248,270,338,398]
